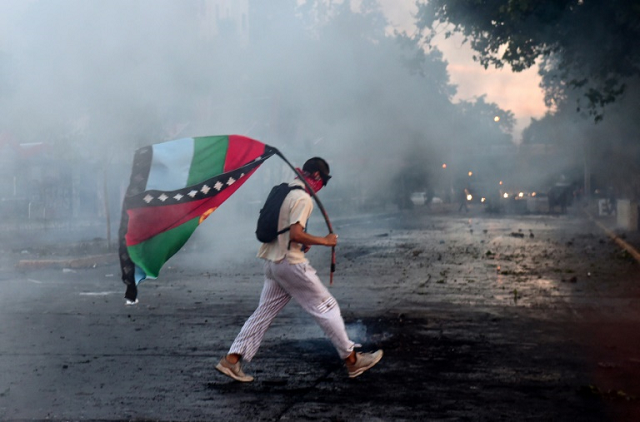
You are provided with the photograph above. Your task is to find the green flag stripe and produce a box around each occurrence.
[127,217,200,278]
[187,135,229,186]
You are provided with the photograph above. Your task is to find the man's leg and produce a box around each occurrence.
[271,261,355,359]
[216,269,290,382]
[271,261,382,377]
[227,270,291,363]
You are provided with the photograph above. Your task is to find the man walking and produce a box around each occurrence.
[216,157,382,382]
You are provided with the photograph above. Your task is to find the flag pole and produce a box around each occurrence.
[272,147,336,285]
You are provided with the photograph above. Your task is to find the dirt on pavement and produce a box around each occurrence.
[1,206,640,421]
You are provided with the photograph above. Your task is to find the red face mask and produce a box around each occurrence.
[297,168,325,193]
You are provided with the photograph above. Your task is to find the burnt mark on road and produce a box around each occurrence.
[198,310,628,421]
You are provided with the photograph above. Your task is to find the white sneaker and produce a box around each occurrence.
[346,350,383,378]
[215,357,254,382]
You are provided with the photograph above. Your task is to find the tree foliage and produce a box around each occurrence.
[415,0,640,120]
[457,95,515,142]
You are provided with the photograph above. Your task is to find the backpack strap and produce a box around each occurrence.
[281,185,306,250]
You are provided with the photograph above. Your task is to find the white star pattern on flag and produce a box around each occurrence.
[188,190,198,198]
[143,194,154,203]
[173,193,184,201]
[201,184,211,194]
[240,173,245,178]
[158,194,168,202]
[214,181,223,191]
[226,177,236,186]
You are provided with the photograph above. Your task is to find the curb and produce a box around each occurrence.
[585,211,640,263]
[15,253,118,270]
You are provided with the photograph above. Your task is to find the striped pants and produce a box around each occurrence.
[228,260,355,362]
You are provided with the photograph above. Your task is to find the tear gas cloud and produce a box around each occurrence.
[0,0,575,264]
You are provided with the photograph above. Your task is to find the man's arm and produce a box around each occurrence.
[289,223,337,248]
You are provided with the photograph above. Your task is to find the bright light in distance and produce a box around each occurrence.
[518,192,524,198]
[499,181,503,185]
[494,116,500,122]
[503,193,509,199]
[442,163,447,169]
[468,171,473,177]
[481,197,486,203]
[467,194,473,201]
[532,192,537,197]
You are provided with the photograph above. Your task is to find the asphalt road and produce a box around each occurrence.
[1,206,640,421]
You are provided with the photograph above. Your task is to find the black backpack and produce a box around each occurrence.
[255,183,305,243]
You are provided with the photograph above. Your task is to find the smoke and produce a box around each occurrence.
[0,0,521,266]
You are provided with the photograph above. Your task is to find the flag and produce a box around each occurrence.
[119,135,276,302]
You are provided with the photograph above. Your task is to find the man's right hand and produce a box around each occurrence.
[290,224,338,248]
[325,233,338,247]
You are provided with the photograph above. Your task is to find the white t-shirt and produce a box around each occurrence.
[257,179,313,264]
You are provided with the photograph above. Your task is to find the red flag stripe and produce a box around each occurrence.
[125,166,261,246]
[224,135,267,173]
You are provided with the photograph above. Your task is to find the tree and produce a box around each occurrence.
[456,95,515,146]
[237,0,519,208]
[521,81,640,199]
[415,0,640,121]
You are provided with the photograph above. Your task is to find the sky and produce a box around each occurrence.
[376,0,547,141]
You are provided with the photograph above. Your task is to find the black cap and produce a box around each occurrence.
[303,157,332,185]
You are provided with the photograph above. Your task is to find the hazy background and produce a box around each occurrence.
[0,0,594,264]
